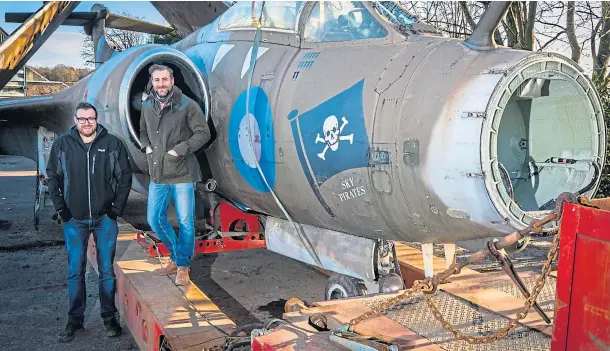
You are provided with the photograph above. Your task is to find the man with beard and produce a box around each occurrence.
[47,102,133,342]
[139,64,210,286]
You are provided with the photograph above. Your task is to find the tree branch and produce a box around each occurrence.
[516,2,526,46]
[459,1,477,30]
[505,5,519,47]
[592,19,603,63]
[524,1,537,51]
[595,2,610,82]
[567,1,582,63]
[536,20,566,30]
[539,30,566,51]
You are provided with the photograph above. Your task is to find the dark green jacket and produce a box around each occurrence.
[139,86,210,184]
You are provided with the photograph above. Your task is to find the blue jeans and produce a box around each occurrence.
[63,214,118,323]
[147,182,195,268]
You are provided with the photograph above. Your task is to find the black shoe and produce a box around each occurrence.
[103,316,122,338]
[58,322,84,342]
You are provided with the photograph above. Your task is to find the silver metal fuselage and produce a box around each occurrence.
[115,3,602,244]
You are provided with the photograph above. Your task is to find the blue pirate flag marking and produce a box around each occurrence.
[229,87,275,192]
[288,79,371,216]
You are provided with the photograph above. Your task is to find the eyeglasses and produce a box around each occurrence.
[76,117,97,124]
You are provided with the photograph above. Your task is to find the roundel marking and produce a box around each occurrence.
[228,87,275,192]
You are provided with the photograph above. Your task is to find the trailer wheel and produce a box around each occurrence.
[325,273,366,300]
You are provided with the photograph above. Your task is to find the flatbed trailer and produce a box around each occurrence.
[86,200,610,351]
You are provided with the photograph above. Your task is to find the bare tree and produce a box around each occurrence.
[562,2,610,85]
[594,2,610,83]
[500,2,538,50]
[80,11,152,67]
[403,1,569,53]
[403,1,485,39]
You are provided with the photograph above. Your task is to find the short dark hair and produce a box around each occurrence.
[148,64,173,78]
[75,102,98,118]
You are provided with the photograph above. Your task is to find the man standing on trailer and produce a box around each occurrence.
[139,63,210,286]
[47,102,133,342]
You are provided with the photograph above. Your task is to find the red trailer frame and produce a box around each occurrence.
[552,202,610,350]
[135,201,267,257]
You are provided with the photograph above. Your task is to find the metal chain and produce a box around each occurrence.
[425,230,559,344]
[348,280,433,327]
[348,230,561,344]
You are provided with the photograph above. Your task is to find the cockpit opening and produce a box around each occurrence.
[304,1,388,42]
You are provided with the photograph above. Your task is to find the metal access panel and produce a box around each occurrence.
[265,216,377,281]
[552,203,610,351]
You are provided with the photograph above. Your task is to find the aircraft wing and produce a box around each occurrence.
[150,1,232,36]
[0,86,79,160]
[0,1,79,90]
[0,86,79,132]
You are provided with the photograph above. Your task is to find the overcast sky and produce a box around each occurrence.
[0,1,166,68]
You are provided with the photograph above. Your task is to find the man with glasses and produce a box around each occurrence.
[47,102,133,342]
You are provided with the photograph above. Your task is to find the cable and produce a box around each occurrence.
[262,318,288,333]
[242,2,323,268]
[575,161,600,195]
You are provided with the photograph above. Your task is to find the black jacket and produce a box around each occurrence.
[139,86,210,184]
[47,124,133,221]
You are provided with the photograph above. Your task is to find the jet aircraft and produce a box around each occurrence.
[0,1,605,298]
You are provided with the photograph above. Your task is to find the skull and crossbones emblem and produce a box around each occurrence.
[315,115,353,160]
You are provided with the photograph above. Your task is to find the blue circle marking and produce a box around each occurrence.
[228,87,275,192]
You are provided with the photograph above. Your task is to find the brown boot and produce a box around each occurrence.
[154,260,177,275]
[175,267,190,286]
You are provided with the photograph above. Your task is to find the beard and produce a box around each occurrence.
[153,85,174,100]
[155,85,170,94]
[78,125,96,138]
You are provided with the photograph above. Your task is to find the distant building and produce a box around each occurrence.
[0,26,7,42]
[0,25,26,98]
